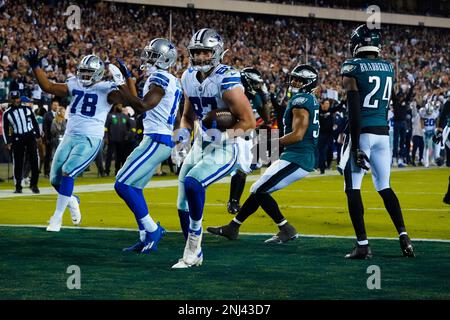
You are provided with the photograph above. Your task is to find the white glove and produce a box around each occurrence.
[108,63,125,86]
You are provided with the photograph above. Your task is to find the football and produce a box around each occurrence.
[202,108,238,132]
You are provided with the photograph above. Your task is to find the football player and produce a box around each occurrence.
[340,25,414,259]
[419,101,440,168]
[227,67,272,215]
[433,92,450,204]
[207,64,320,244]
[25,50,125,232]
[172,28,256,268]
[109,38,182,253]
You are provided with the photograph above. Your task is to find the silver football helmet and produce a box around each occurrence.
[188,28,225,73]
[140,38,177,71]
[76,55,105,87]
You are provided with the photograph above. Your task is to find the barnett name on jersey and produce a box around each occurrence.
[66,77,117,139]
[181,64,244,128]
[142,69,182,138]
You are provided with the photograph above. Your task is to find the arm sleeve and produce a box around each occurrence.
[347,90,361,151]
[2,109,11,144]
[30,112,41,138]
[148,72,170,91]
[220,69,244,97]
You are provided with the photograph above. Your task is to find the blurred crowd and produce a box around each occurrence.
[0,0,449,181]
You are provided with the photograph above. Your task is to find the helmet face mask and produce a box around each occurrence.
[242,67,263,97]
[140,38,177,72]
[288,64,318,94]
[188,48,215,73]
[76,55,105,87]
[188,28,224,73]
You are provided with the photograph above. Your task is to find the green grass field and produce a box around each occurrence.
[0,167,449,299]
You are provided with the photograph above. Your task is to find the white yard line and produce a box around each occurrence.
[1,197,448,212]
[0,223,449,243]
[1,166,441,199]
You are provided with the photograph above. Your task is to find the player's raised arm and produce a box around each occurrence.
[25,49,68,98]
[108,63,164,113]
[223,87,256,133]
[279,108,309,146]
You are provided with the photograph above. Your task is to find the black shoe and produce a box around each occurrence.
[207,223,239,240]
[443,193,450,205]
[14,188,23,194]
[30,186,40,194]
[345,243,372,259]
[400,234,415,257]
[0,178,4,183]
[265,222,299,243]
[227,199,241,215]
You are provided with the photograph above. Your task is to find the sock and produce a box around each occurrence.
[59,176,74,197]
[277,219,288,227]
[139,215,158,233]
[115,181,151,230]
[235,193,260,223]
[231,217,242,227]
[378,188,406,234]
[357,240,369,246]
[53,194,72,219]
[229,171,247,203]
[178,209,190,240]
[139,230,146,242]
[184,177,205,222]
[258,193,285,224]
[189,217,202,235]
[345,189,367,242]
[447,176,450,196]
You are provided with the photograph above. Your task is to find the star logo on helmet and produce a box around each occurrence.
[212,34,222,42]
[168,43,175,50]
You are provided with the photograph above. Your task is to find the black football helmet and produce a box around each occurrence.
[241,67,264,97]
[288,64,318,94]
[350,24,381,57]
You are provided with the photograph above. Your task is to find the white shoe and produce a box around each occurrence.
[46,215,62,232]
[68,195,81,225]
[172,230,203,269]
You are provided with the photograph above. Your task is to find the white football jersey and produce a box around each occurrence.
[65,77,116,138]
[419,108,439,132]
[142,69,182,136]
[181,64,244,124]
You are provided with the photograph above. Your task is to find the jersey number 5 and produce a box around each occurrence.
[71,90,98,117]
[363,76,392,109]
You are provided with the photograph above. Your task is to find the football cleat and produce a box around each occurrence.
[399,234,415,257]
[227,199,241,215]
[345,243,372,259]
[443,193,450,205]
[207,223,239,240]
[141,223,166,254]
[172,230,203,269]
[122,241,145,253]
[265,222,299,244]
[68,195,82,225]
[46,215,62,232]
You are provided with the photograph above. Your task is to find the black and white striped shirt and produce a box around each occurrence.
[2,105,41,144]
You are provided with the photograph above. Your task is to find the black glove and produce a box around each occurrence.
[352,148,370,170]
[24,49,42,69]
[432,131,443,144]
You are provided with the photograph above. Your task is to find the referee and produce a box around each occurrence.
[2,91,41,193]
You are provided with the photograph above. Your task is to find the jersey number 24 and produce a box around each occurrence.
[363,76,392,109]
